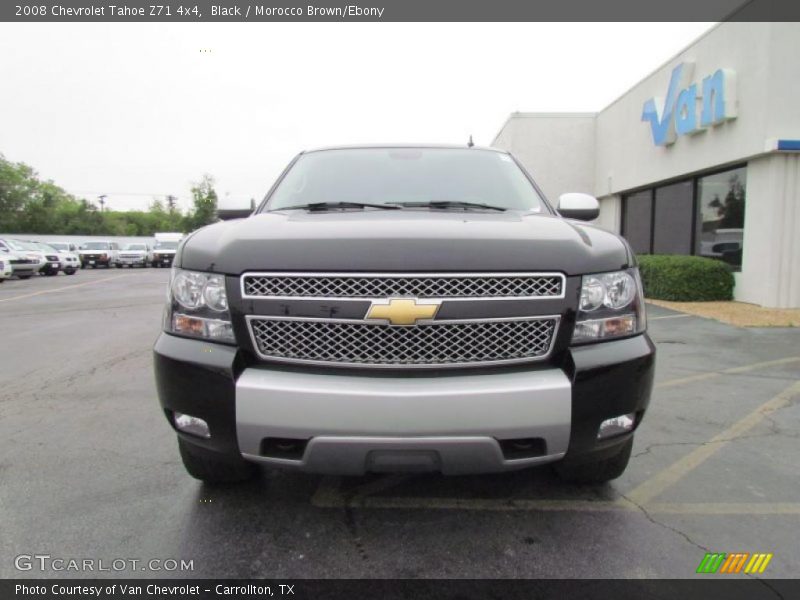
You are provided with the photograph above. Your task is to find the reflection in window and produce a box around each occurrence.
[696,167,746,270]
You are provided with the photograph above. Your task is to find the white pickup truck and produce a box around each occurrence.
[152,233,183,268]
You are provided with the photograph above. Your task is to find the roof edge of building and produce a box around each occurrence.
[492,112,598,145]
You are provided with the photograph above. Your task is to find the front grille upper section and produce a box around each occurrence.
[247,317,559,368]
[241,273,564,299]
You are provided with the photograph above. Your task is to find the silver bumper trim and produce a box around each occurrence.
[236,367,571,475]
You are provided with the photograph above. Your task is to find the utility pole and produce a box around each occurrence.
[98,195,107,212]
[166,195,177,212]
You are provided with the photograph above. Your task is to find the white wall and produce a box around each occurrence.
[593,23,783,196]
[494,22,800,307]
[493,113,596,202]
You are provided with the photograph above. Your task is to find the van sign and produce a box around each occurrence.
[642,62,737,146]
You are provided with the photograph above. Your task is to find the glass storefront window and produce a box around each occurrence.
[621,165,746,271]
[653,180,694,255]
[622,190,652,254]
[696,167,746,269]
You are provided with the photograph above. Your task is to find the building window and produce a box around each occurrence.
[653,180,694,255]
[621,190,653,254]
[621,165,746,271]
[696,167,746,269]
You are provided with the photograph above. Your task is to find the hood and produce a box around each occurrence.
[178,211,633,276]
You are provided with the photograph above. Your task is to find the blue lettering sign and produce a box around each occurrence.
[642,63,737,146]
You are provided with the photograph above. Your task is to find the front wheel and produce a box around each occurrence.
[178,438,258,484]
[554,438,633,484]
[64,268,76,275]
[18,274,32,280]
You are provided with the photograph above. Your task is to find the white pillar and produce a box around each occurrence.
[736,153,800,308]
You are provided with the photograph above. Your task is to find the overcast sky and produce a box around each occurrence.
[0,22,714,212]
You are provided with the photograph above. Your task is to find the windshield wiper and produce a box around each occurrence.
[392,201,507,212]
[272,202,400,212]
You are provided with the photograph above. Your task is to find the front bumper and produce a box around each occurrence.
[152,254,175,265]
[81,255,111,265]
[118,257,148,265]
[154,333,655,475]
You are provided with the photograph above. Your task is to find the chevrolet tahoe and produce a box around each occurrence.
[154,145,655,484]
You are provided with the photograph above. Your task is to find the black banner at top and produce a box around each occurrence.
[3,0,800,22]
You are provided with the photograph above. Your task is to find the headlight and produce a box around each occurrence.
[572,268,646,344]
[172,271,207,309]
[165,269,234,343]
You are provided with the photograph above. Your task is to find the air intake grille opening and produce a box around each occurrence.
[248,317,558,368]
[242,273,564,299]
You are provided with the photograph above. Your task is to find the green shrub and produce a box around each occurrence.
[636,255,735,301]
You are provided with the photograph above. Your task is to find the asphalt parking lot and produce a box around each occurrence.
[1,268,798,580]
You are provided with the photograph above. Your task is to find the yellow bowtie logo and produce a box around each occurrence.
[365,298,442,326]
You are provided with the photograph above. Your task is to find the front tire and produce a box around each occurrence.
[18,274,32,279]
[178,438,258,484]
[555,438,633,484]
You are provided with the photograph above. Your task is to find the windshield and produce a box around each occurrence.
[124,244,147,251]
[264,148,547,212]
[81,242,111,250]
[155,241,178,250]
[7,240,38,251]
[49,243,69,251]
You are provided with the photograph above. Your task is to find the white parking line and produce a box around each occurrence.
[650,313,692,320]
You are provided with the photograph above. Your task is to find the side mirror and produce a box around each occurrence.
[557,193,599,221]
[217,208,253,221]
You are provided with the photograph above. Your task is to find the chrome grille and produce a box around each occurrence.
[242,273,563,299]
[247,317,558,368]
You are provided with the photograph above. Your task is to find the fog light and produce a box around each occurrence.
[174,412,210,438]
[597,413,635,439]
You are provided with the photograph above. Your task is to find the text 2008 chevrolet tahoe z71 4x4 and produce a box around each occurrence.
[154,146,655,484]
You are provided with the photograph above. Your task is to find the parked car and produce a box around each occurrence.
[0,238,46,279]
[152,233,183,267]
[154,145,655,485]
[0,253,12,282]
[31,242,80,275]
[46,242,82,274]
[79,241,120,268]
[116,243,153,268]
[15,241,62,276]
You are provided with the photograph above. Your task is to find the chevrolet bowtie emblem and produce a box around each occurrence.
[365,298,442,326]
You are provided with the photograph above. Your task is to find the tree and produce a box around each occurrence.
[708,173,745,229]
[0,153,217,236]
[0,154,40,231]
[187,174,218,231]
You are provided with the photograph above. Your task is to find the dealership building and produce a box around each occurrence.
[493,22,800,308]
